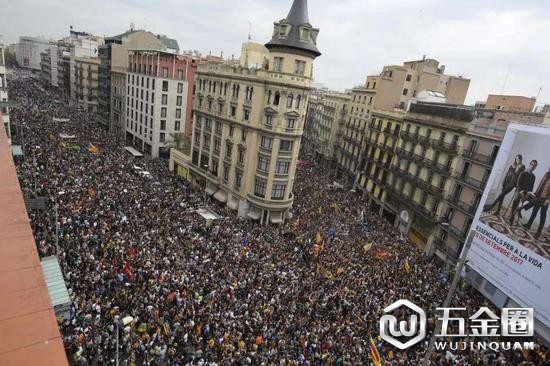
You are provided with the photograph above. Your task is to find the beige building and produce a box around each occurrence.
[72,56,99,112]
[0,35,10,139]
[485,94,536,113]
[169,0,321,224]
[303,90,350,170]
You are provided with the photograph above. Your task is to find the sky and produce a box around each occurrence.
[3,0,550,107]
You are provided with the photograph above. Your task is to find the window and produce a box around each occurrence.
[226,142,233,158]
[160,133,165,143]
[230,105,236,117]
[287,118,296,130]
[280,140,293,152]
[175,121,181,131]
[203,135,210,149]
[177,83,183,93]
[162,80,168,91]
[238,148,245,163]
[287,93,294,108]
[223,166,229,181]
[294,60,306,75]
[278,24,288,37]
[210,160,218,176]
[214,139,221,154]
[176,96,182,106]
[176,109,182,119]
[254,178,267,198]
[162,67,169,78]
[274,92,280,106]
[406,74,412,82]
[300,27,310,40]
[245,86,253,100]
[215,121,222,134]
[177,70,184,80]
[229,126,234,137]
[242,129,247,142]
[274,57,284,72]
[260,136,273,150]
[161,107,167,118]
[296,95,302,109]
[235,170,242,188]
[265,114,273,127]
[271,183,286,200]
[402,88,408,96]
[275,160,290,175]
[243,108,250,121]
[257,156,270,172]
[162,94,168,105]
[160,120,166,130]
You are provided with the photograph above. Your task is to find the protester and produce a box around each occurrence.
[9,70,549,366]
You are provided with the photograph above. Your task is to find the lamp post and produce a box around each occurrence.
[115,315,134,366]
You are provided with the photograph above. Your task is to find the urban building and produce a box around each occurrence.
[0,35,10,139]
[303,90,350,171]
[72,55,100,112]
[334,85,373,186]
[170,0,321,224]
[124,49,194,158]
[16,36,51,70]
[40,45,61,87]
[98,29,183,133]
[485,94,536,113]
[435,105,545,265]
[371,102,476,252]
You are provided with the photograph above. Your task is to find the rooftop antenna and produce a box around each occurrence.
[500,63,512,94]
[536,87,543,101]
[248,20,252,42]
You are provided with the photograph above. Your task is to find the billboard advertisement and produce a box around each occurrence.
[468,123,550,328]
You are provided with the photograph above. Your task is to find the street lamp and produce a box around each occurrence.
[114,315,134,366]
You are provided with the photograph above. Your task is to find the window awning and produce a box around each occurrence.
[40,256,71,312]
[213,190,228,203]
[227,198,239,210]
[205,186,217,195]
[270,211,283,224]
[247,206,261,220]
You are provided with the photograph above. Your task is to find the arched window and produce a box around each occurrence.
[286,93,294,108]
[296,95,302,109]
[274,91,280,106]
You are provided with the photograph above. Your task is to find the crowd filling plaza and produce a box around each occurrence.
[8,70,550,365]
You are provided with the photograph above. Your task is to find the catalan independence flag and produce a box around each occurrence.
[370,336,382,366]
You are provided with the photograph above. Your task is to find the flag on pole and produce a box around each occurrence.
[370,336,382,366]
[404,259,411,274]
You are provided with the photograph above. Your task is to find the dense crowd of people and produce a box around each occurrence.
[8,69,550,365]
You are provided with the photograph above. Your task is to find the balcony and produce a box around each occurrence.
[430,139,458,154]
[400,131,418,142]
[446,194,477,215]
[428,159,451,176]
[454,172,485,191]
[462,149,495,166]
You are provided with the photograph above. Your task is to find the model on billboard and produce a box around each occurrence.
[484,154,525,215]
[519,166,550,239]
[509,160,538,224]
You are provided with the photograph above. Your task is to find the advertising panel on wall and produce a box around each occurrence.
[468,123,550,328]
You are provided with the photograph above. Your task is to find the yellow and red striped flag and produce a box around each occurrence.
[370,336,382,366]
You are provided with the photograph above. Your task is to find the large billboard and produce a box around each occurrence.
[468,123,550,328]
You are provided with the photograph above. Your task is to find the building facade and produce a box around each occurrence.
[0,35,10,139]
[485,94,536,113]
[72,56,99,112]
[303,90,350,171]
[16,36,51,70]
[124,50,193,158]
[170,0,321,224]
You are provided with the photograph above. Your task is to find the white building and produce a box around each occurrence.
[16,36,51,70]
[0,35,10,139]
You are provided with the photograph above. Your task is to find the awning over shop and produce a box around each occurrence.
[270,211,283,224]
[227,198,239,210]
[40,256,71,318]
[195,208,222,222]
[213,190,228,203]
[205,186,217,195]
[247,206,261,220]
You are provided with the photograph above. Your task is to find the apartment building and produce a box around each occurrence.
[16,36,51,70]
[98,29,183,132]
[170,0,321,224]
[377,102,475,251]
[303,91,350,171]
[124,50,193,158]
[485,94,536,113]
[72,56,99,112]
[434,105,545,265]
[335,86,372,186]
[0,35,10,139]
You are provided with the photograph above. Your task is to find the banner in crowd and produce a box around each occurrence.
[467,123,550,327]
